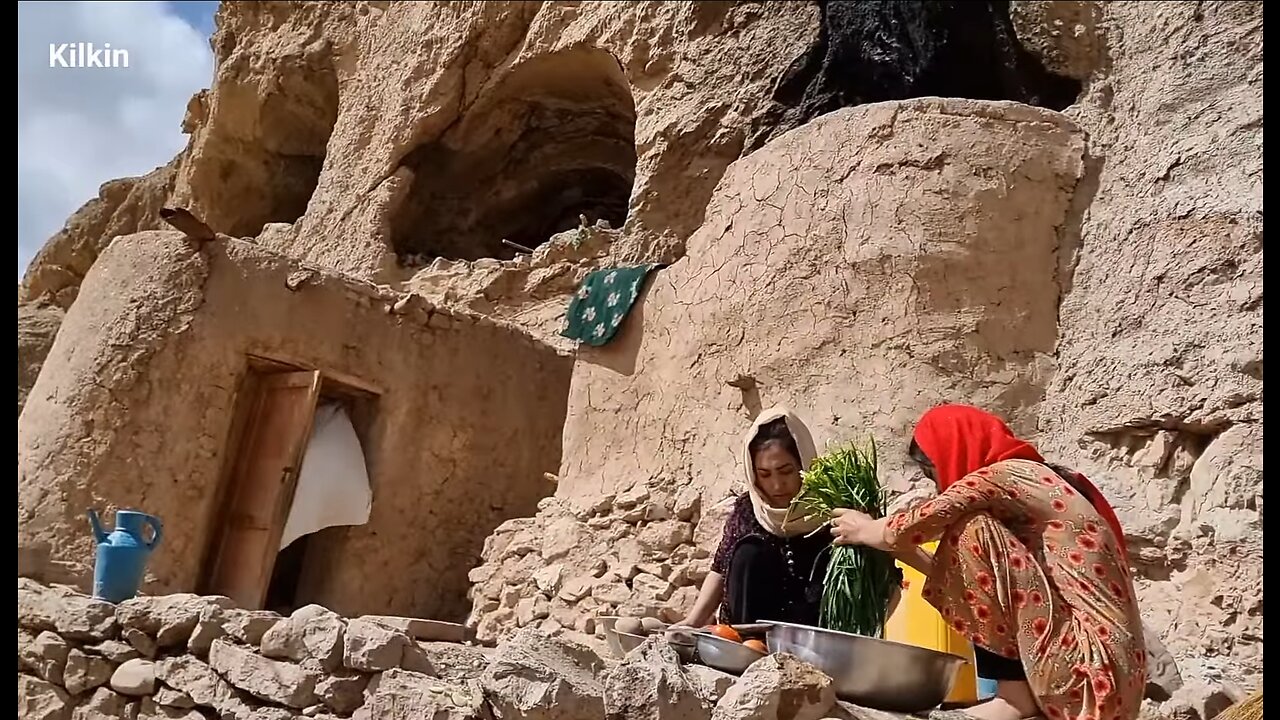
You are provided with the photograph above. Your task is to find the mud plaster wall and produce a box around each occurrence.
[17,232,573,622]
[555,99,1084,506]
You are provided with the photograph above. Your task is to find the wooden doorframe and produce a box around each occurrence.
[198,355,381,607]
[199,368,322,608]
[255,371,323,600]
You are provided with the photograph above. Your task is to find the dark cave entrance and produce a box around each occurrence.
[747,0,1085,152]
[390,47,638,263]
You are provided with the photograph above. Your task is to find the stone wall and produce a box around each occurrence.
[467,479,709,644]
[17,578,905,720]
[17,233,572,622]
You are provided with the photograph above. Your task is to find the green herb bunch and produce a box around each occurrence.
[786,438,898,638]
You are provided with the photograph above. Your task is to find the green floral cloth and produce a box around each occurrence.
[561,264,662,347]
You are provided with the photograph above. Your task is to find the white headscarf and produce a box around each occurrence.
[741,406,826,539]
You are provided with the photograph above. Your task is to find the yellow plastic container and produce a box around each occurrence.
[883,542,978,704]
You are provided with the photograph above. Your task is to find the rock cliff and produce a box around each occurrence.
[16,3,1262,717]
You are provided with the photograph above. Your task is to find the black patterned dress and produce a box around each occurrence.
[710,494,834,625]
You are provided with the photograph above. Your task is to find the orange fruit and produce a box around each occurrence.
[709,624,742,643]
[743,639,768,654]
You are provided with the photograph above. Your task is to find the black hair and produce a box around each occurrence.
[907,438,932,468]
[907,438,1100,511]
[749,418,803,466]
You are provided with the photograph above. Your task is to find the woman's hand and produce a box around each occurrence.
[830,508,892,551]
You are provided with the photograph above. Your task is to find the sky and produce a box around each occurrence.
[17,1,220,279]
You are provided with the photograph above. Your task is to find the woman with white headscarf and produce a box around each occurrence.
[679,407,903,627]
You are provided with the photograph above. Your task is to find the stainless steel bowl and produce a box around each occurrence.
[664,629,698,663]
[764,620,968,712]
[692,631,766,675]
[614,630,646,655]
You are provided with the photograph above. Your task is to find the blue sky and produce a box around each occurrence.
[17,1,220,279]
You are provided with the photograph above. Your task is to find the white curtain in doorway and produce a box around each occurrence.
[279,402,373,550]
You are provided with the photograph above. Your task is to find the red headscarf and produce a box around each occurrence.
[912,404,1129,562]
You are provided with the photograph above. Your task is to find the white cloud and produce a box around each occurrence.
[17,1,214,279]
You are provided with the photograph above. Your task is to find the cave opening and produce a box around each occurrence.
[188,52,340,239]
[230,71,341,237]
[391,47,638,263]
[747,0,1084,152]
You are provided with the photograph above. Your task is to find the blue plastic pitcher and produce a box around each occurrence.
[87,508,163,604]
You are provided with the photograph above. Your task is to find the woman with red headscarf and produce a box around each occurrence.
[830,404,1146,720]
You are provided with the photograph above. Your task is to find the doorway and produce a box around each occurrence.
[199,358,378,611]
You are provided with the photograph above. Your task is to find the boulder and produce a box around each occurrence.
[359,615,472,643]
[122,627,158,658]
[116,593,233,648]
[138,698,206,719]
[187,612,227,657]
[687,666,735,705]
[344,618,410,672]
[64,648,115,695]
[18,579,118,641]
[222,608,282,645]
[18,674,73,720]
[71,687,133,720]
[515,596,552,627]
[480,627,607,719]
[260,603,346,672]
[617,486,651,509]
[637,521,694,555]
[110,658,157,696]
[152,686,195,708]
[316,670,370,715]
[155,655,258,718]
[19,629,70,685]
[406,641,492,681]
[362,668,491,720]
[85,639,143,663]
[558,577,594,603]
[673,487,702,522]
[209,637,320,709]
[632,573,675,602]
[533,565,566,595]
[603,636,713,719]
[712,654,836,720]
[542,519,586,561]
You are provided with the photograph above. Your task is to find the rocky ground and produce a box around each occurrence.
[19,576,1238,720]
[19,578,920,720]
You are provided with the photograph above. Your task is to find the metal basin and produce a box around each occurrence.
[614,630,646,655]
[664,629,698,663]
[692,631,766,675]
[764,620,968,712]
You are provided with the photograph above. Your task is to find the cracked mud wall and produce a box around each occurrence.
[17,233,572,622]
[461,97,1086,641]
[1030,1,1263,689]
[554,98,1084,506]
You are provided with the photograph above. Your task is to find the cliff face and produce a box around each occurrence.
[17,1,1262,713]
[1033,0,1263,692]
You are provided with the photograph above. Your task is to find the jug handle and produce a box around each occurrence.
[143,515,164,550]
[86,509,108,544]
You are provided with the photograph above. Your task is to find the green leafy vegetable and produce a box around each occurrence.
[786,437,898,637]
